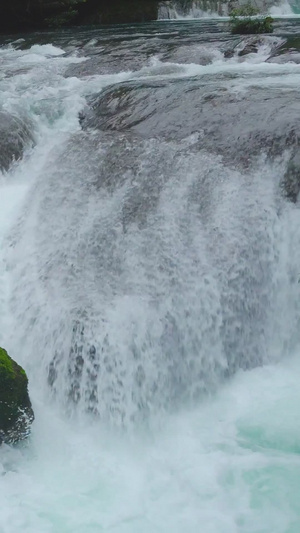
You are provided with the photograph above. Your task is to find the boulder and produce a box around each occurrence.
[238,40,260,57]
[0,347,34,444]
[80,80,300,168]
[281,152,300,203]
[0,112,34,173]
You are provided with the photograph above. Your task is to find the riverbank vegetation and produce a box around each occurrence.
[229,4,274,34]
[0,0,159,33]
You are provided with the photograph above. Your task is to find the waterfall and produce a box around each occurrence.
[1,18,300,533]
[158,0,298,18]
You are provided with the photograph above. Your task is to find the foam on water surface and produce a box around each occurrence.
[1,356,300,533]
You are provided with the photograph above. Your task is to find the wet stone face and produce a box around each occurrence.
[0,112,34,172]
[0,348,34,444]
[81,79,300,169]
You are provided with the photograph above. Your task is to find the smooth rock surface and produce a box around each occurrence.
[81,80,300,167]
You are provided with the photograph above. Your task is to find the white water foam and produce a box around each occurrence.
[1,354,300,532]
[270,0,294,14]
[158,0,298,18]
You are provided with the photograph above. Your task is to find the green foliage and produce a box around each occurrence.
[46,9,79,28]
[229,4,274,35]
[45,0,86,27]
[0,0,159,31]
[0,347,14,376]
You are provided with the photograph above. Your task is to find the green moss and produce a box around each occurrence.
[0,346,34,443]
[231,17,274,35]
[229,3,274,35]
[0,347,14,374]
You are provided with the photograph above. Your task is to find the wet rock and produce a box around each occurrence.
[266,36,299,64]
[81,79,300,168]
[0,347,34,444]
[281,153,300,203]
[267,51,300,64]
[161,43,222,65]
[66,49,150,77]
[0,112,34,172]
[224,37,263,59]
[224,49,235,58]
[238,40,259,56]
[65,22,225,79]
[225,35,284,60]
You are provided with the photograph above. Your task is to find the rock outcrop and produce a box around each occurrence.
[281,152,300,203]
[80,80,300,169]
[0,112,34,173]
[0,347,34,444]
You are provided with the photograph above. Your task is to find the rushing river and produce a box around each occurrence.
[1,17,300,532]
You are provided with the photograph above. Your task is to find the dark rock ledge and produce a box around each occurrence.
[0,347,34,445]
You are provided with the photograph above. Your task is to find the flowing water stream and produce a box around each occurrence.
[1,18,300,532]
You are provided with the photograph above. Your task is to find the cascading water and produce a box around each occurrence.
[1,19,300,532]
[158,0,299,18]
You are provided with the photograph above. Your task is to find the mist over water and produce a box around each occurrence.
[1,18,300,532]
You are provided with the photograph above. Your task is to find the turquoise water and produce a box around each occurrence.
[1,356,300,532]
[290,0,300,13]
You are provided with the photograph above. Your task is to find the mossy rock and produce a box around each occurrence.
[230,16,274,35]
[231,18,274,35]
[0,347,34,444]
